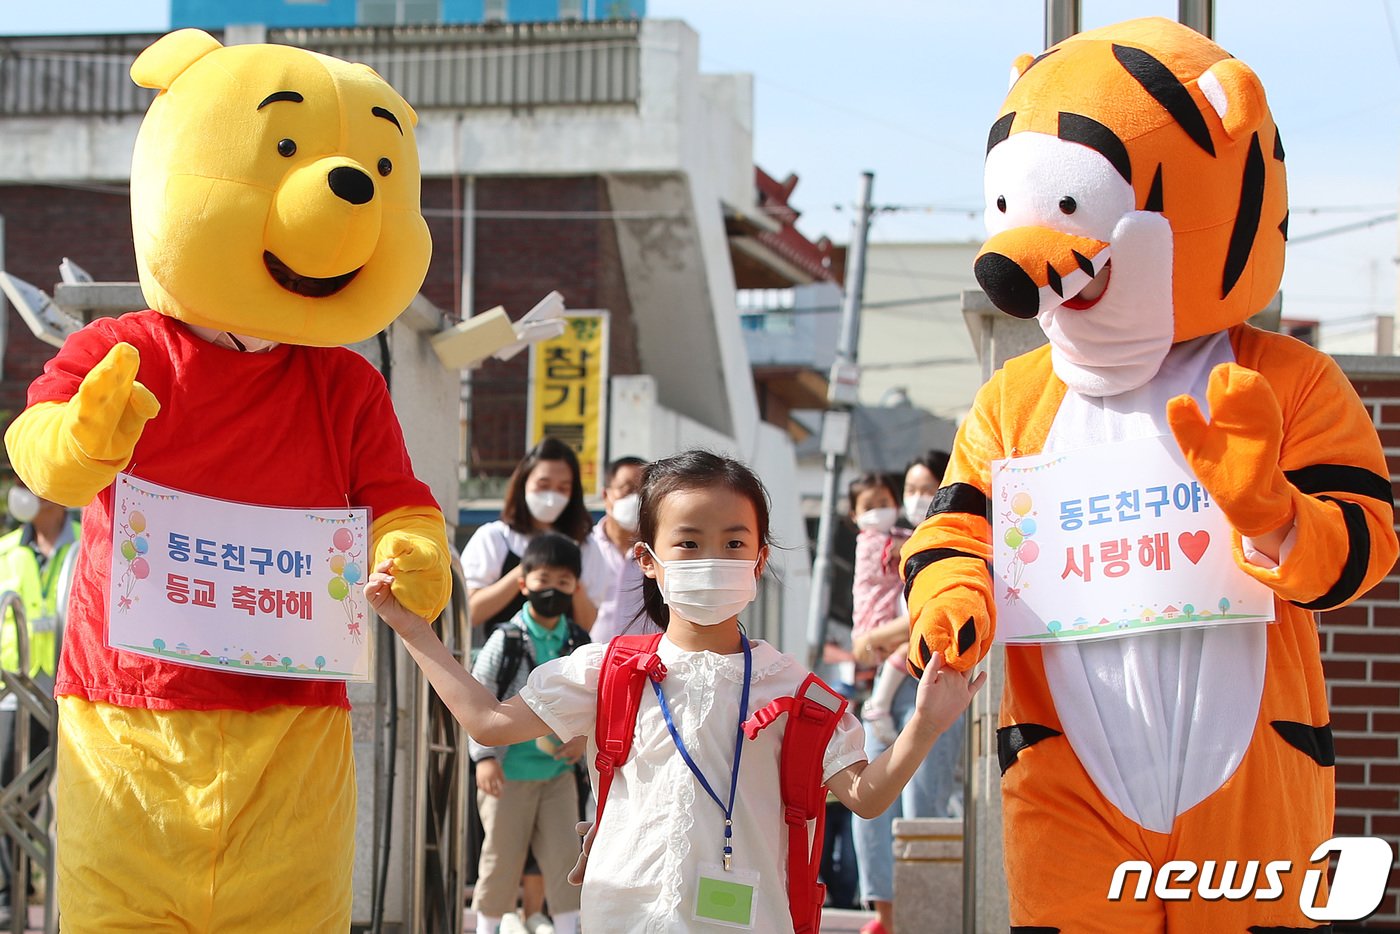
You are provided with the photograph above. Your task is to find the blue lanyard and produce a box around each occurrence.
[650,633,751,871]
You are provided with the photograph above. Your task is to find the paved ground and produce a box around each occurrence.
[459,906,876,931]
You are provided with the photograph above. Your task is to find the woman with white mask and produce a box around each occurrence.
[462,437,611,637]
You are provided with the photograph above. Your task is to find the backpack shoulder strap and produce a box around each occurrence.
[592,633,665,845]
[494,627,526,701]
[564,620,591,654]
[742,672,849,934]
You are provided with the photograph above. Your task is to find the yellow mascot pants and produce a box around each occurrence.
[56,697,354,933]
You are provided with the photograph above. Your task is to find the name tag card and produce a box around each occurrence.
[991,435,1273,645]
[107,473,372,681]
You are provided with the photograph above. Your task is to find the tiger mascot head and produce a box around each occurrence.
[974,17,1286,396]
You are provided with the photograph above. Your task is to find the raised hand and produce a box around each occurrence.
[1167,362,1293,538]
[910,655,987,736]
[65,343,160,465]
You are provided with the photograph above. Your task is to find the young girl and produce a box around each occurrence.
[848,472,911,745]
[369,450,983,933]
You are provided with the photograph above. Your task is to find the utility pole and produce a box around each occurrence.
[806,171,874,668]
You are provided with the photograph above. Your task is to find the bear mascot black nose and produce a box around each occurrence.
[975,252,1040,319]
[328,166,374,205]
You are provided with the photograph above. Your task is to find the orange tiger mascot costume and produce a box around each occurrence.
[903,18,1397,932]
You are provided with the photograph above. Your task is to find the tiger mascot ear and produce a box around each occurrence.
[1198,59,1268,142]
[1009,52,1036,88]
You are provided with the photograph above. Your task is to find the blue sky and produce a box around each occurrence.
[7,1,1399,335]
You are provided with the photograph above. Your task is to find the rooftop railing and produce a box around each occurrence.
[0,19,641,117]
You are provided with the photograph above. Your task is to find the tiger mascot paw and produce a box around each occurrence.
[907,583,992,678]
[1167,361,1294,538]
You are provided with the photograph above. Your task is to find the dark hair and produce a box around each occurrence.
[905,449,950,486]
[500,437,593,542]
[520,531,582,579]
[635,449,772,629]
[847,471,900,515]
[604,456,647,487]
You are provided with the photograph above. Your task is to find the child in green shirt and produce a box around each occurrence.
[469,532,590,934]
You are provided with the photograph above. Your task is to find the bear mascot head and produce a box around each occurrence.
[129,28,431,346]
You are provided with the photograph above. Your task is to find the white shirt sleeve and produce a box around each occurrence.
[822,709,869,783]
[461,521,508,590]
[518,641,607,742]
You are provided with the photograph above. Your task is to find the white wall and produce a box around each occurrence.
[858,241,983,421]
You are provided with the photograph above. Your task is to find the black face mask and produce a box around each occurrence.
[526,588,572,618]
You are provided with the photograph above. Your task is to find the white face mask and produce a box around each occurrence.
[903,494,934,525]
[610,493,641,533]
[525,490,568,525]
[643,544,758,626]
[855,506,899,534]
[7,488,39,524]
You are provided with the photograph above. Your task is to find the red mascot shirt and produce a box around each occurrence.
[28,310,438,711]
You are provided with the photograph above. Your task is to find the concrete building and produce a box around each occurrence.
[857,240,982,423]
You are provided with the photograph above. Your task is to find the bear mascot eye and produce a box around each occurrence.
[377,157,392,177]
[277,138,297,158]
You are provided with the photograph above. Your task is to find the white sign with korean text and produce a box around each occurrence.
[991,435,1274,644]
[107,473,372,681]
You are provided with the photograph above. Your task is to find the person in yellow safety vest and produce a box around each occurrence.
[0,482,77,924]
[0,484,79,679]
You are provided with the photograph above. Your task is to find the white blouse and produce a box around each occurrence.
[520,635,867,933]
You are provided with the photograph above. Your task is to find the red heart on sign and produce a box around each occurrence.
[1178,531,1210,564]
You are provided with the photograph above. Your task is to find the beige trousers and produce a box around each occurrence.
[473,769,582,916]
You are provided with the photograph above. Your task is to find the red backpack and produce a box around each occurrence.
[591,633,849,934]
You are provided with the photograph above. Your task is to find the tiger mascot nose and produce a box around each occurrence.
[975,226,1110,319]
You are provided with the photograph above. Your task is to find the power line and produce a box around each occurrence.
[1288,212,1398,244]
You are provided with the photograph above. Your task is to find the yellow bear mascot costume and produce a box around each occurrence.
[4,30,451,931]
[903,18,1397,931]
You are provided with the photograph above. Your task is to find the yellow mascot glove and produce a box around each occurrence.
[5,343,161,507]
[371,507,452,621]
[1166,362,1294,538]
[906,575,993,677]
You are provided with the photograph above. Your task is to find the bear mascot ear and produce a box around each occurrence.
[1197,58,1268,142]
[130,28,223,91]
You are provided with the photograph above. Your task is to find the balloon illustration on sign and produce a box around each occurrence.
[115,507,152,612]
[326,523,364,641]
[1002,490,1039,604]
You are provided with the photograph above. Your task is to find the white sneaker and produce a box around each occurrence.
[499,912,530,934]
[525,912,556,934]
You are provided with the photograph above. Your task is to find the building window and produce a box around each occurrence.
[360,0,442,24]
[737,289,797,335]
[484,0,508,22]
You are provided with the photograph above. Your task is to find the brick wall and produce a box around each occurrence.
[1327,365,1400,928]
[423,175,640,476]
[0,183,137,419]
